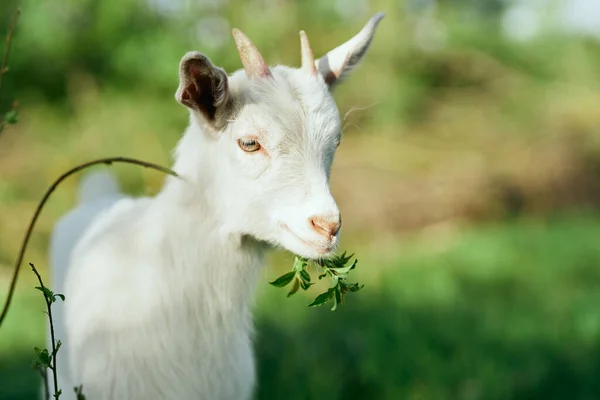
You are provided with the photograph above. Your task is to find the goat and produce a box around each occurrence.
[47,13,384,400]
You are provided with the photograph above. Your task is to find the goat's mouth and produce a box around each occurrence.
[279,223,337,257]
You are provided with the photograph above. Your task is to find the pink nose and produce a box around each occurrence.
[309,215,342,238]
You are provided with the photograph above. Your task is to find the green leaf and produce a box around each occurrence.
[345,282,364,293]
[332,287,342,311]
[330,290,339,311]
[269,271,296,287]
[55,293,66,301]
[300,280,313,290]
[329,275,339,287]
[329,252,354,268]
[308,288,335,307]
[329,261,357,275]
[299,269,311,282]
[287,279,300,297]
[34,347,52,368]
[35,286,54,299]
[339,252,355,265]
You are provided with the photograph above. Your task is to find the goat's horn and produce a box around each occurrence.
[299,30,317,76]
[232,28,272,79]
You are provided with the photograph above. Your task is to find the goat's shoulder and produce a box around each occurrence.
[67,195,162,282]
[78,196,151,246]
[64,195,166,326]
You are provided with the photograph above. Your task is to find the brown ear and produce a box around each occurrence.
[175,52,231,125]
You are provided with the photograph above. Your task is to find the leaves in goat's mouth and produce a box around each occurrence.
[269,251,363,310]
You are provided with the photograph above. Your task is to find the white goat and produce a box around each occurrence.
[47,13,384,400]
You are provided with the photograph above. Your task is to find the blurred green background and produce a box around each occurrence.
[1,0,600,398]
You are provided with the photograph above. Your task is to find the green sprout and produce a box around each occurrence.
[270,252,363,311]
[30,263,64,399]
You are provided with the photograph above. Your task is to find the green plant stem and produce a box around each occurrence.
[0,157,179,327]
[30,263,58,399]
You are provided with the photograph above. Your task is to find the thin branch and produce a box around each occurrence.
[0,8,20,99]
[30,262,59,398]
[0,157,179,327]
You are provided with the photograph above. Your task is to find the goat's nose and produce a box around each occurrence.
[309,215,342,238]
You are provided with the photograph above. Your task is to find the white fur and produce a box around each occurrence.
[47,15,383,400]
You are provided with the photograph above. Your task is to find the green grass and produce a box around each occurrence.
[3,213,599,399]
[253,212,600,400]
[0,291,44,400]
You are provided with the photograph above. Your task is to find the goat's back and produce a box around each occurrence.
[47,171,125,400]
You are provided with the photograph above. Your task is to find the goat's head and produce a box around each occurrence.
[174,13,384,259]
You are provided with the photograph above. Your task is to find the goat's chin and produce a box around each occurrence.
[276,225,339,260]
[281,240,336,260]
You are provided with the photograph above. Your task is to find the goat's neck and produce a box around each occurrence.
[154,124,266,314]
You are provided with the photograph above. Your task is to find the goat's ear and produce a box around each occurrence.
[316,12,385,89]
[175,52,231,125]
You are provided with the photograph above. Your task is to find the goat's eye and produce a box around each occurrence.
[238,137,261,153]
